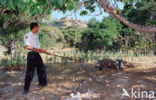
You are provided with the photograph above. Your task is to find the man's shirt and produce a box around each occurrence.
[24,32,40,52]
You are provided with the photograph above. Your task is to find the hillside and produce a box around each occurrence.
[51,17,88,29]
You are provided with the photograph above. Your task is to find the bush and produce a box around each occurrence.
[0,53,26,71]
[79,17,121,51]
[62,26,84,47]
[39,25,65,48]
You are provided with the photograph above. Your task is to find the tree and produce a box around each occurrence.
[119,0,156,52]
[0,0,156,54]
[81,17,122,50]
[62,26,84,47]
[99,0,156,33]
[1,0,156,33]
[0,0,80,54]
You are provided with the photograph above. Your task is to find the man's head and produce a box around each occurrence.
[30,22,38,33]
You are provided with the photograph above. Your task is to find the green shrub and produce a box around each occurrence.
[0,53,26,71]
[38,25,65,48]
[80,17,121,50]
[62,26,84,47]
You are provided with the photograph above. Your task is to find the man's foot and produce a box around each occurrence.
[39,83,47,88]
[22,90,28,95]
[39,84,47,87]
[39,82,47,87]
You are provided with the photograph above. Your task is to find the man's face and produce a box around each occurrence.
[33,26,39,33]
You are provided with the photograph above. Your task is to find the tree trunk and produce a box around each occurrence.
[99,0,156,33]
[125,35,129,47]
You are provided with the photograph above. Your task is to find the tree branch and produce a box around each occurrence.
[99,0,156,33]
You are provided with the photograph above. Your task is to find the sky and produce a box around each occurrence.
[51,1,124,22]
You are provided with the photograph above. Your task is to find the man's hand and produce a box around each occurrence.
[39,48,51,55]
[26,45,51,55]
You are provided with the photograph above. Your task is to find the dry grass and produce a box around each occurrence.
[0,53,155,99]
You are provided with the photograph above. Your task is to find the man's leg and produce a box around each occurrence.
[24,53,35,92]
[36,53,47,87]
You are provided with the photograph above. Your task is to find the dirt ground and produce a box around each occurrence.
[0,57,156,100]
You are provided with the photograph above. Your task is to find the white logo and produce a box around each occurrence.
[121,88,130,98]
[121,88,155,99]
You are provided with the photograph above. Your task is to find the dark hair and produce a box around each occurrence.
[30,22,38,30]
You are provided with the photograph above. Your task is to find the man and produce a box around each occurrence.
[23,22,51,95]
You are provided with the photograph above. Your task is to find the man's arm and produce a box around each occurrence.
[26,45,51,55]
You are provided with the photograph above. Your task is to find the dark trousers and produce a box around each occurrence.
[24,51,47,91]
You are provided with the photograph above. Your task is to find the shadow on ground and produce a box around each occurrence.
[0,61,156,100]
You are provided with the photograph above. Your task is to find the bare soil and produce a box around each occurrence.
[0,57,156,100]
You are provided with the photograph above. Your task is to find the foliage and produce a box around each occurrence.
[0,0,79,16]
[76,16,153,52]
[0,53,26,71]
[0,0,155,55]
[80,0,96,16]
[121,0,156,25]
[0,0,79,53]
[1,24,65,54]
[44,49,155,65]
[62,26,84,47]
[119,1,155,51]
[39,25,64,48]
[80,17,122,50]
